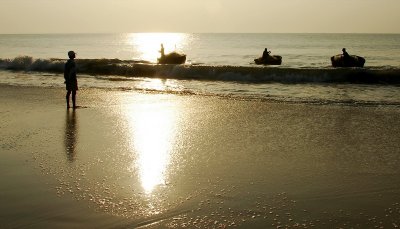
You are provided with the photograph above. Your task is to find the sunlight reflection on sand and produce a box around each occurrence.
[124,100,178,194]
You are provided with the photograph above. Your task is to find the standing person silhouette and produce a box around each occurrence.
[64,51,78,109]
[160,43,165,57]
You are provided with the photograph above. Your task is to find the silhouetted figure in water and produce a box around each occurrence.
[160,43,165,57]
[64,51,78,109]
[262,48,271,59]
[65,109,77,162]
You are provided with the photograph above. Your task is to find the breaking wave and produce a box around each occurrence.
[1,56,400,84]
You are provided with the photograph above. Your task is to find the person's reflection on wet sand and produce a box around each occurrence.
[65,109,77,162]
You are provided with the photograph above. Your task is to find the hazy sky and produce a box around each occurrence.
[1,0,399,34]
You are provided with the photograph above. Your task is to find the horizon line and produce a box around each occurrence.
[1,32,400,35]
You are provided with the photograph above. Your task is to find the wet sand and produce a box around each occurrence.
[1,85,400,228]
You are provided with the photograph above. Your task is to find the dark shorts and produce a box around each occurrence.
[66,79,78,91]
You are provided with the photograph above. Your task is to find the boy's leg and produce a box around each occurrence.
[72,91,76,108]
[66,90,71,108]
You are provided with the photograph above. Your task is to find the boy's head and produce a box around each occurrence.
[68,51,76,59]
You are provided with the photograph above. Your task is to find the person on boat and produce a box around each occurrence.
[342,48,350,58]
[64,51,78,109]
[160,43,165,57]
[262,48,271,59]
[342,48,351,64]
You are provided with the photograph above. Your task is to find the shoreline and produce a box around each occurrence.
[1,81,400,108]
[1,85,400,228]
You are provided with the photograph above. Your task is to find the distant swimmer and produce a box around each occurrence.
[160,43,165,57]
[262,48,271,59]
[64,51,78,109]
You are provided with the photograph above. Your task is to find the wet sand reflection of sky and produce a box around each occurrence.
[64,110,77,162]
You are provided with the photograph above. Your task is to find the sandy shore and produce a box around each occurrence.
[1,85,400,228]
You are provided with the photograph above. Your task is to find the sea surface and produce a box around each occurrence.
[0,33,399,105]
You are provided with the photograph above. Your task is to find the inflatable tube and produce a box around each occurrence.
[254,55,282,65]
[331,54,365,67]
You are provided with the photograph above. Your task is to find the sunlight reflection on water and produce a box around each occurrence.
[124,97,179,194]
[127,33,189,63]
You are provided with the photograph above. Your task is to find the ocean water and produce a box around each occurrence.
[1,33,400,67]
[0,33,399,105]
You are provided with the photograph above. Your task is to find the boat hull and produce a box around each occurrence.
[331,54,365,67]
[158,52,186,64]
[254,55,282,65]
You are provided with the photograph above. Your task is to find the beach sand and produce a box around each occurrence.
[1,85,400,228]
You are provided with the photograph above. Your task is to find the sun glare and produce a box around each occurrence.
[124,99,178,194]
[127,33,188,63]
